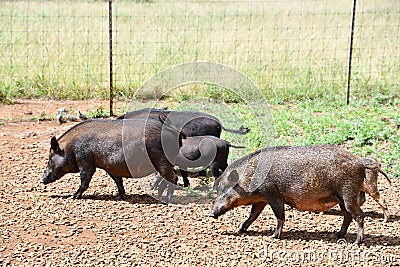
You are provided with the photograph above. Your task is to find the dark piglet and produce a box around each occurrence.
[118,108,250,137]
[152,135,245,191]
[209,145,389,244]
[41,118,185,202]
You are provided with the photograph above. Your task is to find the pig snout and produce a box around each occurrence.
[41,169,55,184]
[208,212,219,219]
[208,205,227,219]
[209,196,231,219]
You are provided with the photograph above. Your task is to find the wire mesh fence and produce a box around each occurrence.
[0,0,399,105]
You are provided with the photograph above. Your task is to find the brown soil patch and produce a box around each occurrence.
[0,100,399,266]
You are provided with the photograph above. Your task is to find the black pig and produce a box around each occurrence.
[41,118,185,202]
[118,108,249,137]
[152,135,245,190]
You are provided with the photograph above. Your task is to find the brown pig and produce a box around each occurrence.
[209,145,389,244]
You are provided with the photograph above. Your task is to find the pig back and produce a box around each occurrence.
[217,145,365,196]
[267,145,363,187]
[120,109,222,137]
[265,146,363,210]
[57,119,180,178]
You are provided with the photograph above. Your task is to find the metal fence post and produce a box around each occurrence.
[346,0,357,105]
[109,0,114,116]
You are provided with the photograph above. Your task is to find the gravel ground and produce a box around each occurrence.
[0,100,399,266]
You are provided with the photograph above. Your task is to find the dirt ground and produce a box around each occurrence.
[0,100,399,266]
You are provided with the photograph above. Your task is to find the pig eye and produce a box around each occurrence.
[49,153,63,167]
[48,154,59,166]
[220,185,230,195]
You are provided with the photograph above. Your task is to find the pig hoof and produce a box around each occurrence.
[334,231,346,239]
[383,213,390,223]
[115,195,124,201]
[150,184,157,190]
[236,230,246,235]
[208,213,218,219]
[70,190,84,199]
[269,233,280,239]
[163,197,171,204]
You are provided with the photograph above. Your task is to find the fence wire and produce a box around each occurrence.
[0,0,399,104]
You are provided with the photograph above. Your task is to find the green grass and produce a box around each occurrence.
[86,105,110,118]
[0,1,398,179]
[0,0,399,102]
[30,111,53,122]
[270,97,400,179]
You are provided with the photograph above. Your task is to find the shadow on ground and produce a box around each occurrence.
[323,208,400,222]
[48,192,214,205]
[222,228,400,247]
[49,193,159,204]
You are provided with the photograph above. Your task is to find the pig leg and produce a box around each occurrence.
[360,190,390,222]
[158,168,178,203]
[151,173,163,190]
[237,202,267,233]
[165,183,178,203]
[359,191,366,206]
[209,163,222,179]
[72,167,95,199]
[340,192,364,244]
[181,170,190,187]
[157,179,168,197]
[368,191,390,222]
[336,202,353,239]
[152,177,177,204]
[357,191,366,217]
[154,175,178,200]
[266,194,285,239]
[106,172,125,200]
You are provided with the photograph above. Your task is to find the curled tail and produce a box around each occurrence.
[378,169,392,185]
[227,143,246,149]
[221,125,250,135]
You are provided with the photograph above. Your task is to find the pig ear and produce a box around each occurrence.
[180,130,187,139]
[50,137,60,152]
[227,170,239,184]
[158,113,168,124]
